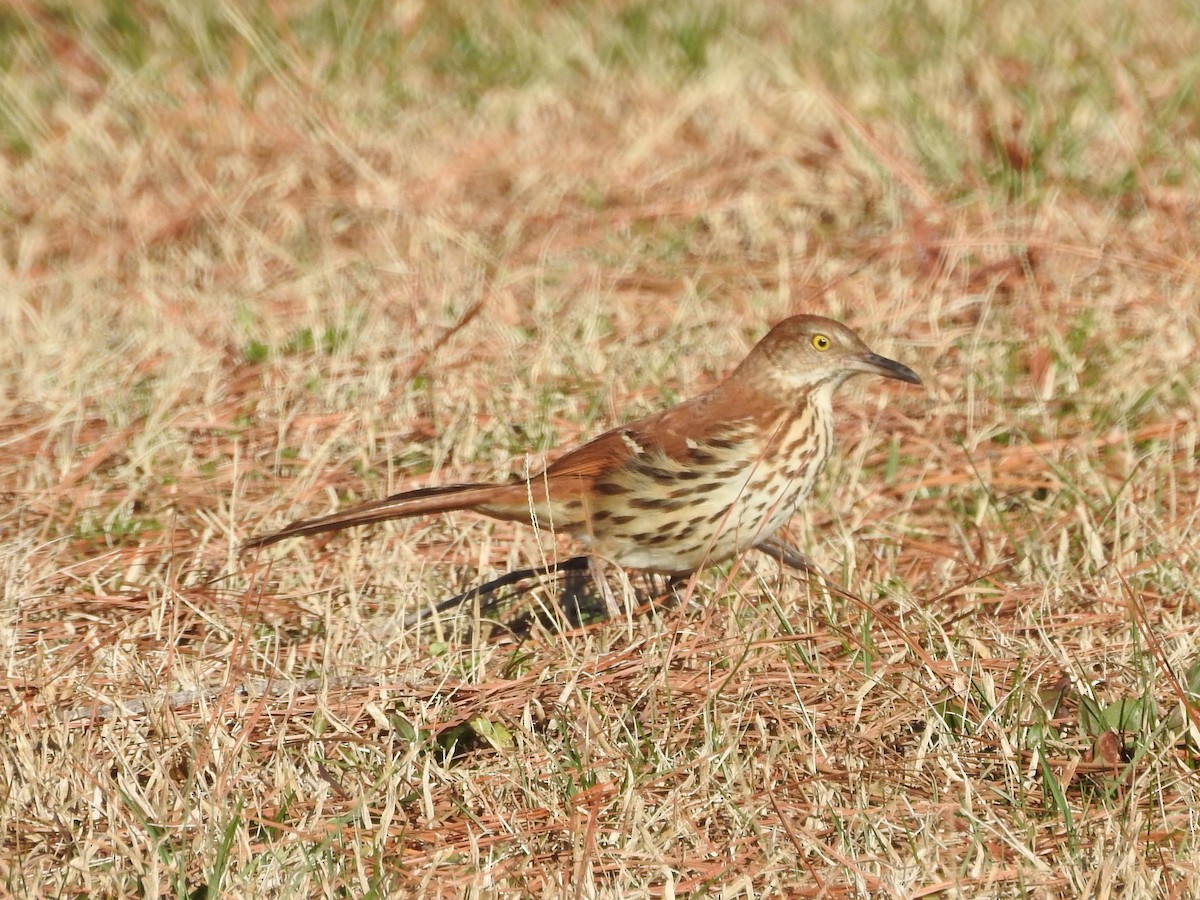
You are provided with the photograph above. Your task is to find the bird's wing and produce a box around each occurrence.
[540,394,748,482]
[540,426,635,481]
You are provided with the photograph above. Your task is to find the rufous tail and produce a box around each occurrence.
[241,482,515,552]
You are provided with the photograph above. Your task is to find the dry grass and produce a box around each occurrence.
[3,0,1200,896]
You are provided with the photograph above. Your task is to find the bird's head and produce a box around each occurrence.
[732,314,922,395]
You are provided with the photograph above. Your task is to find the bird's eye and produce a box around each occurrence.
[811,334,831,351]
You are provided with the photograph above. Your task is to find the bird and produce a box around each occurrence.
[242,315,922,578]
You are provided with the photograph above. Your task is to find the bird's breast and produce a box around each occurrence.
[573,400,834,573]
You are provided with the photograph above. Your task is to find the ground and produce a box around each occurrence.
[3,1,1200,897]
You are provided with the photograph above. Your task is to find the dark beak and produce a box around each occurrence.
[854,352,923,386]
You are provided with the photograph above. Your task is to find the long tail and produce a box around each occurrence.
[241,482,520,552]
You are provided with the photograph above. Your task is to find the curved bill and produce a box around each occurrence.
[854,352,923,385]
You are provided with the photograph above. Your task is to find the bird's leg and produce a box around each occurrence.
[403,539,824,633]
[754,535,823,576]
[503,555,626,633]
[403,556,591,630]
[587,555,624,622]
[553,559,596,628]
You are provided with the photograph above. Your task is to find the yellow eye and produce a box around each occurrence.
[811,334,831,352]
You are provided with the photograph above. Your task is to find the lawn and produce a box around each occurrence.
[3,1,1200,896]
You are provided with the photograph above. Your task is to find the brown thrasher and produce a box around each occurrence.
[243,315,921,575]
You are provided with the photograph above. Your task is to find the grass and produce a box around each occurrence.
[4,0,1200,896]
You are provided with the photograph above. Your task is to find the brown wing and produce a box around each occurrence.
[540,392,744,483]
[540,427,634,481]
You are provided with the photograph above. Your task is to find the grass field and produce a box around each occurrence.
[4,0,1200,896]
